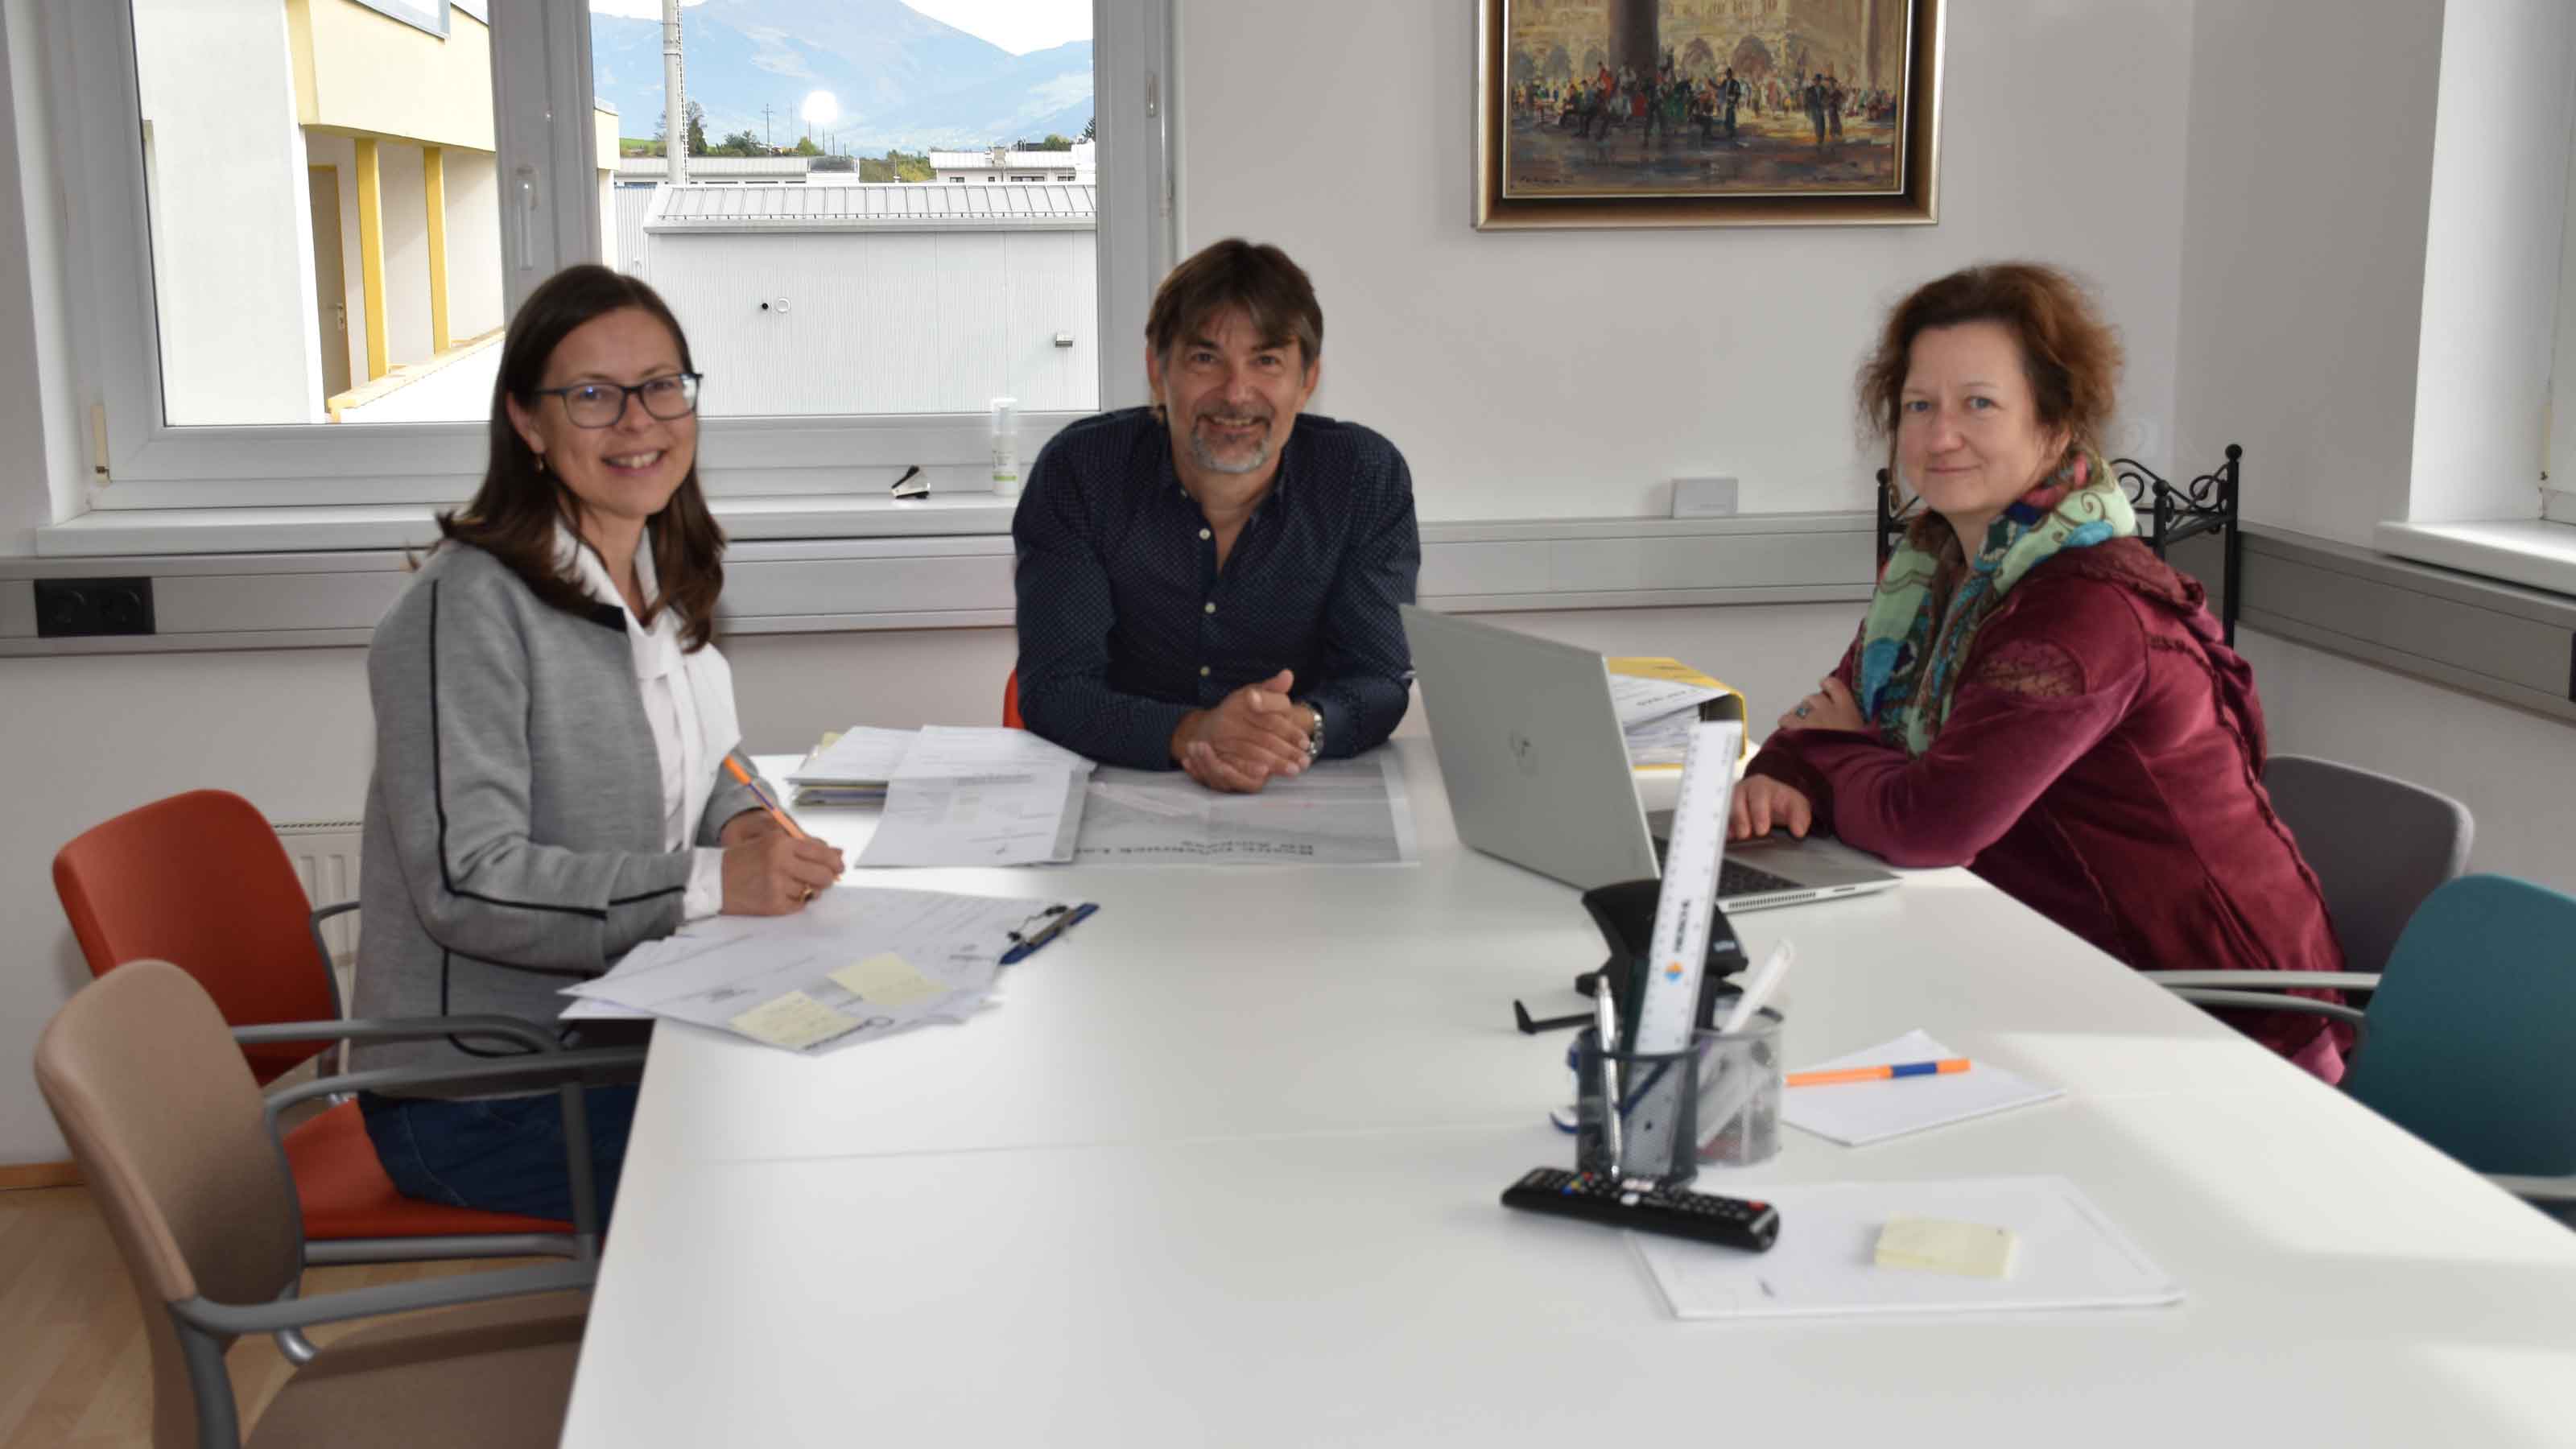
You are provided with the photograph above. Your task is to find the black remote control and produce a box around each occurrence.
[1500,1166,1780,1252]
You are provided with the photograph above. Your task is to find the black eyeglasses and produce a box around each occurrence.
[530,373,702,428]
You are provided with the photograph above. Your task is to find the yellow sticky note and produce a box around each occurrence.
[829,952,942,1008]
[1875,1216,2017,1278]
[729,991,861,1051]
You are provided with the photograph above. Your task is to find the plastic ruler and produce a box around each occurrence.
[1620,718,1743,1174]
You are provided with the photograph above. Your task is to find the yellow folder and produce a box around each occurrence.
[1606,657,1749,769]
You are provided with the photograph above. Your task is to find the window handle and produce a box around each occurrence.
[514,163,539,265]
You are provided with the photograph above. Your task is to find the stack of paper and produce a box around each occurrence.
[784,727,919,807]
[1607,658,1736,770]
[858,726,1093,868]
[560,886,1063,1054]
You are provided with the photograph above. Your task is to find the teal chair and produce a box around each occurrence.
[2145,874,2576,1214]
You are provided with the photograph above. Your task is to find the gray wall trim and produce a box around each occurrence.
[2240,526,2576,727]
[0,514,1876,656]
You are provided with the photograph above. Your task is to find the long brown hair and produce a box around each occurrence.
[438,265,726,650]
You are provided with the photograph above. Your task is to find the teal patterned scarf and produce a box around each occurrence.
[1857,452,2137,756]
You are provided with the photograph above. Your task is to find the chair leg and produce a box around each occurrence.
[174,1312,243,1449]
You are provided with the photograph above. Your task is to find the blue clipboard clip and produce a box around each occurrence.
[1001,902,1097,965]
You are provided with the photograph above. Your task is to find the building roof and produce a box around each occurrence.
[614,155,815,181]
[645,182,1097,232]
[927,146,1094,171]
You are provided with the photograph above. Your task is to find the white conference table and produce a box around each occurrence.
[561,739,2576,1447]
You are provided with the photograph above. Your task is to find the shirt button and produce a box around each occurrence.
[1199,666,1211,677]
[1203,601,1216,615]
[1199,527,1212,540]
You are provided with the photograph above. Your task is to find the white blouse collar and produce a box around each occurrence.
[552,520,679,679]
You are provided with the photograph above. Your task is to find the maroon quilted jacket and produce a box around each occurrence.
[1746,538,2351,1067]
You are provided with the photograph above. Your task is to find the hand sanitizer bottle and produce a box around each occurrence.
[990,397,1021,498]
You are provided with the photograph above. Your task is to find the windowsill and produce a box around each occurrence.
[28,498,1876,560]
[2373,518,2576,601]
[33,493,1026,557]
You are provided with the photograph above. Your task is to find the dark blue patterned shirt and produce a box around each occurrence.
[1011,406,1419,770]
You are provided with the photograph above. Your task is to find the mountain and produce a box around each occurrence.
[591,0,1095,154]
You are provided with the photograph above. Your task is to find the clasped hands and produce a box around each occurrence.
[1170,668,1313,794]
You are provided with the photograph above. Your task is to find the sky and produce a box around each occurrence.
[585,0,1092,57]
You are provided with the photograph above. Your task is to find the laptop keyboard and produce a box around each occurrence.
[1719,860,1803,898]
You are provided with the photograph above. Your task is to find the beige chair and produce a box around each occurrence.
[33,960,640,1449]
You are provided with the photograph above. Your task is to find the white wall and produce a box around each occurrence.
[0,0,82,553]
[2172,2,2445,547]
[307,132,372,395]
[646,229,1100,414]
[2237,629,2576,894]
[1179,0,2195,522]
[130,0,319,426]
[2406,0,2575,524]
[446,150,506,340]
[379,141,435,366]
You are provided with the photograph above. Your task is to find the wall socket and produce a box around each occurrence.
[1671,476,1739,518]
[34,577,155,637]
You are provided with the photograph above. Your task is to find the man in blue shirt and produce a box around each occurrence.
[1012,238,1419,792]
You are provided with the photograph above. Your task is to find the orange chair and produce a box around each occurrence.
[1003,670,1026,729]
[53,789,583,1263]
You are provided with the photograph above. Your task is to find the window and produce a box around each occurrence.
[51,0,1174,515]
[131,0,512,427]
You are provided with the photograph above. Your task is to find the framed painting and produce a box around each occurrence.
[1476,0,1946,229]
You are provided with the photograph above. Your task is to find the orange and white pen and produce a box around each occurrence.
[723,756,810,840]
[1786,1058,1972,1088]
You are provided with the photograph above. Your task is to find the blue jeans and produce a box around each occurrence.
[360,1086,640,1226]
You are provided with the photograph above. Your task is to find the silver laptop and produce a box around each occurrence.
[1402,605,1901,910]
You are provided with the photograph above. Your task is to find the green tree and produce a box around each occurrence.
[1081,116,1096,142]
[791,135,822,157]
[715,129,766,157]
[653,100,709,157]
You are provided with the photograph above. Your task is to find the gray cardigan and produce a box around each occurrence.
[352,542,768,1088]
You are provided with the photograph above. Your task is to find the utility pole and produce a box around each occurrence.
[662,0,687,184]
[764,104,773,152]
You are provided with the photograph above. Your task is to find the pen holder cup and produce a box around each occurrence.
[1574,1012,1783,1185]
[1691,1009,1784,1169]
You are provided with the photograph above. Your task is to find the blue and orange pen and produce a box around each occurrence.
[1786,1058,1972,1088]
[723,757,811,840]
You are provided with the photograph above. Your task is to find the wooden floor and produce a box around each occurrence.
[0,1185,549,1448]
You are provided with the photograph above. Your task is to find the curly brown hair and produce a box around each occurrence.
[1856,262,2124,463]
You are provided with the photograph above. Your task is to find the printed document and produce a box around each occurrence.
[560,886,1051,1053]
[857,726,1095,867]
[1073,753,1418,866]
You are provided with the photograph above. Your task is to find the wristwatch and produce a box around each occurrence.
[1302,700,1326,762]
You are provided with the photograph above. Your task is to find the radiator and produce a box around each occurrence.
[271,817,363,1013]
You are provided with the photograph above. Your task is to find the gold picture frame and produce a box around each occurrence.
[1476,0,1946,229]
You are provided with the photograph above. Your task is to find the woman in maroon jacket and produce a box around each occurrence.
[1734,263,2352,1080]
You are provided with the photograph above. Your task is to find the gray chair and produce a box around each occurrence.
[2261,753,2473,974]
[33,960,643,1449]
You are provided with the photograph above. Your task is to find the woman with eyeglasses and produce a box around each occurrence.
[350,264,844,1221]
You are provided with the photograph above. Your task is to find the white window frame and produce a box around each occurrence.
[47,0,1174,517]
